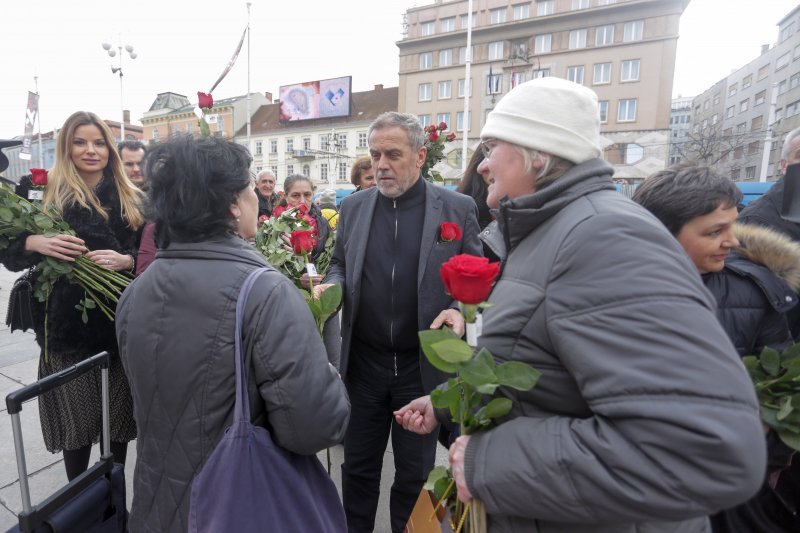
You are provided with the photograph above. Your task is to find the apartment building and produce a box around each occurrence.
[398,0,690,181]
[668,96,693,165]
[141,92,269,144]
[689,5,800,181]
[238,85,398,191]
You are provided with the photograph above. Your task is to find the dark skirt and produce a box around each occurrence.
[37,350,137,453]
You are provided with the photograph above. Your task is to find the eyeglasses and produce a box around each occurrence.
[480,139,497,159]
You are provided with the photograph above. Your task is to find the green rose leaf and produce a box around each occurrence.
[319,283,342,317]
[419,329,459,373]
[761,347,782,377]
[431,338,474,364]
[778,430,800,451]
[496,361,542,391]
[423,465,450,491]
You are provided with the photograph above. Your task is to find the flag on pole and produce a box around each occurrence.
[488,63,494,94]
[20,91,39,161]
[208,25,248,94]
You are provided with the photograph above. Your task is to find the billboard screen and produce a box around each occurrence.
[279,76,352,122]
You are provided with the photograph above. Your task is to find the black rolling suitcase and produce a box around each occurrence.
[5,351,127,533]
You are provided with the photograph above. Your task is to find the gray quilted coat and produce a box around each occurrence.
[116,236,350,532]
[461,159,766,532]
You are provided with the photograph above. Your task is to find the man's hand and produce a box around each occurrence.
[313,282,334,300]
[430,308,466,337]
[394,395,438,435]
[300,273,324,290]
[449,435,473,503]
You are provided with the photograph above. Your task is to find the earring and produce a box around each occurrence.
[236,217,240,222]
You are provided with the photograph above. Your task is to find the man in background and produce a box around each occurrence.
[118,140,146,187]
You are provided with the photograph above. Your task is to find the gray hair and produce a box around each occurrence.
[368,112,425,151]
[782,126,800,161]
[632,162,742,236]
[512,146,574,189]
[257,169,276,180]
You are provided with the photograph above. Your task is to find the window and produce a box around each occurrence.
[420,52,432,69]
[598,0,616,4]
[439,49,453,67]
[567,66,585,85]
[487,73,502,94]
[459,46,473,64]
[728,84,737,97]
[535,34,552,53]
[791,72,800,89]
[490,8,507,24]
[441,17,456,32]
[437,113,450,129]
[255,140,262,155]
[752,115,763,130]
[419,83,432,102]
[726,105,735,118]
[513,3,530,20]
[572,0,589,9]
[456,111,471,132]
[755,90,766,106]
[303,137,311,150]
[795,44,800,60]
[758,64,770,81]
[569,29,587,49]
[488,41,504,60]
[152,128,159,142]
[532,68,551,78]
[788,99,800,118]
[713,94,720,105]
[740,99,749,113]
[337,134,347,149]
[358,132,367,148]
[712,113,719,125]
[745,166,756,180]
[736,122,746,133]
[186,122,193,134]
[779,79,789,94]
[511,71,526,88]
[623,20,643,42]
[777,52,792,70]
[702,118,708,130]
[537,1,554,16]
[781,21,795,43]
[320,134,330,150]
[458,78,472,97]
[271,166,278,178]
[320,163,328,181]
[730,168,740,180]
[604,143,643,165]
[748,141,760,155]
[286,138,293,152]
[598,100,609,123]
[594,63,611,84]
[511,41,528,60]
[419,114,431,128]
[704,100,710,110]
[420,21,435,36]
[302,164,310,176]
[460,13,476,29]
[439,80,452,99]
[618,99,637,122]
[270,139,277,153]
[286,164,294,175]
[620,59,640,82]
[339,163,348,182]
[734,146,744,159]
[742,74,752,89]
[595,25,614,46]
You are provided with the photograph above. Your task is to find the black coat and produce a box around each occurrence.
[1,175,141,359]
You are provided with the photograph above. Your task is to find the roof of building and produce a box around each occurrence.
[143,93,254,121]
[237,86,399,137]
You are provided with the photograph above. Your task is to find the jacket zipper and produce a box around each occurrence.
[391,198,398,376]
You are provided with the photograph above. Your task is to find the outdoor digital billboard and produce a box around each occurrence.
[279,76,352,122]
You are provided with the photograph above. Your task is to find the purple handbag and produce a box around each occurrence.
[188,267,347,533]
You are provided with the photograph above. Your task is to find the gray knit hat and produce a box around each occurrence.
[318,188,337,206]
[480,77,601,164]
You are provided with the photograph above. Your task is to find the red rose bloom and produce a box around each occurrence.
[428,132,439,142]
[197,91,213,110]
[426,125,437,133]
[440,254,500,305]
[297,203,309,215]
[446,132,457,142]
[438,122,448,131]
[271,205,286,218]
[439,222,462,242]
[30,168,48,186]
[290,229,316,255]
[258,215,269,223]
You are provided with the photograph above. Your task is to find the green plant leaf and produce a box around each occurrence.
[761,347,782,376]
[319,283,342,316]
[460,352,497,390]
[496,361,542,391]
[778,396,795,421]
[419,329,459,373]
[479,397,513,421]
[423,465,450,491]
[431,338,474,364]
[778,430,800,451]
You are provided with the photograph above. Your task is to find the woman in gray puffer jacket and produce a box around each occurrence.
[396,78,766,532]
[116,135,350,532]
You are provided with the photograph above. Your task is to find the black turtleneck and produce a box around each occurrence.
[352,176,426,372]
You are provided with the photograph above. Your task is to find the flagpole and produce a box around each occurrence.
[34,76,43,168]
[246,2,252,150]
[461,0,473,173]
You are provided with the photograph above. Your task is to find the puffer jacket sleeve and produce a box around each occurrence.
[464,211,766,523]
[0,232,39,272]
[245,270,349,455]
[754,308,794,354]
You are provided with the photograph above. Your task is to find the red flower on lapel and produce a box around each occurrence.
[439,222,462,243]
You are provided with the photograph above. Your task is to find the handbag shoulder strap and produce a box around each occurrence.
[234,267,270,423]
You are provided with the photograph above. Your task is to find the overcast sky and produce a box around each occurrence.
[1,0,797,139]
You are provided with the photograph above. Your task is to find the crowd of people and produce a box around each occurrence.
[0,77,799,532]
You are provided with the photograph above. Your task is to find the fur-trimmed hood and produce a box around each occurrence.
[735,222,800,290]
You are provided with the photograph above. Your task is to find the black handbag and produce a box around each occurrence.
[5,268,36,332]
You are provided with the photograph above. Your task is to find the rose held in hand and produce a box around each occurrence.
[441,254,500,305]
[290,230,316,255]
[197,91,213,110]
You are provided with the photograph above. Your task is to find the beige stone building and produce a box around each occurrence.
[398,0,689,182]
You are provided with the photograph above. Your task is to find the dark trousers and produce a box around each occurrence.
[342,353,439,533]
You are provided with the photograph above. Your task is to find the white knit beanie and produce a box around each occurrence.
[481,77,601,164]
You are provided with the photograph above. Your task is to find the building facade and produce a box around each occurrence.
[398,0,690,182]
[687,5,800,181]
[238,85,398,191]
[668,96,693,165]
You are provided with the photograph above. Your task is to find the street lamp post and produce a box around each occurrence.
[101,40,137,142]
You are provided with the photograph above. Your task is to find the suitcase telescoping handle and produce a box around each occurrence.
[6,351,111,514]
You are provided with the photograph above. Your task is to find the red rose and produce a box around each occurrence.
[440,254,500,305]
[426,125,437,133]
[297,203,309,215]
[446,132,457,142]
[438,122,448,131]
[30,168,48,186]
[258,215,268,223]
[428,132,439,142]
[197,91,213,110]
[271,205,286,218]
[439,222,462,242]
[290,229,316,255]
